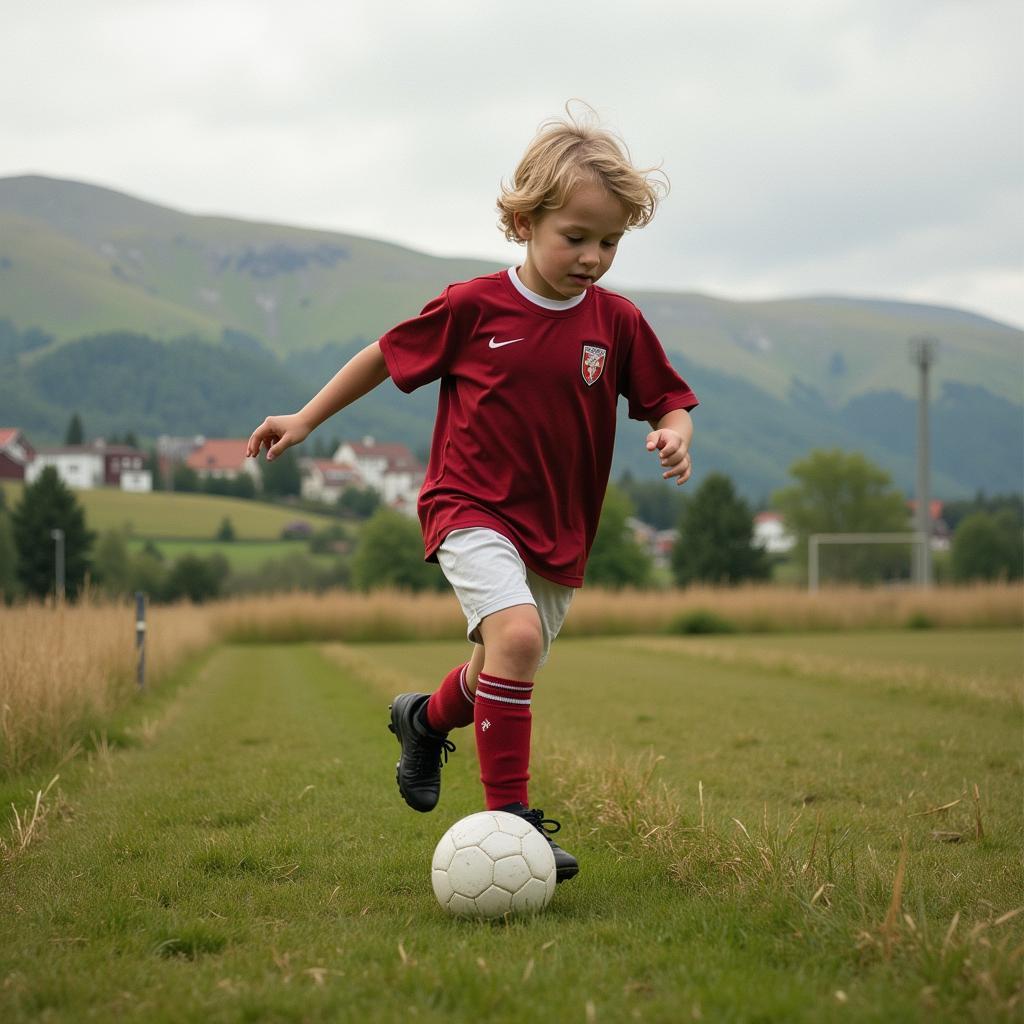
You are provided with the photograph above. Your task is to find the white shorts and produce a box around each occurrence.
[436,528,574,667]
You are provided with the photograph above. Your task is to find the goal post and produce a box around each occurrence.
[808,532,928,591]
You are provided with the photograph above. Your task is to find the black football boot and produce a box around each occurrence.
[499,803,580,883]
[388,693,455,813]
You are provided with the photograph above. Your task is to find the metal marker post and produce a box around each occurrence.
[909,336,938,587]
[135,591,147,689]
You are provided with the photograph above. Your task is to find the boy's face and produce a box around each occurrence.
[514,181,629,301]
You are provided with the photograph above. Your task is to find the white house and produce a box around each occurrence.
[753,511,795,554]
[25,442,152,491]
[26,447,105,489]
[300,458,363,504]
[332,436,424,510]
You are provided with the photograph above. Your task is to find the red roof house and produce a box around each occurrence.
[0,428,34,480]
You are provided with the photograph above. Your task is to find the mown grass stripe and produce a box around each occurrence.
[1,639,1021,1022]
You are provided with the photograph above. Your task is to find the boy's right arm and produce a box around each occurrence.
[247,340,390,461]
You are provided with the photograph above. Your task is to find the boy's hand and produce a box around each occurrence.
[646,429,691,485]
[247,414,310,461]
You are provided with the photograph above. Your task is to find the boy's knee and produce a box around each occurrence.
[501,620,544,667]
[480,606,544,678]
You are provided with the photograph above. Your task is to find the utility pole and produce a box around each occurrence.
[50,528,65,602]
[908,337,938,587]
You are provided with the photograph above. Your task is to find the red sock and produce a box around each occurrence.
[474,672,533,810]
[425,663,475,733]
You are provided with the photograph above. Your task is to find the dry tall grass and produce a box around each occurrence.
[0,596,213,776]
[2,581,1019,776]
[565,581,1024,634]
[211,582,1023,643]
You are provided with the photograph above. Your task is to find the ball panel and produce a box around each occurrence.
[450,812,500,849]
[431,832,457,871]
[448,846,494,898]
[521,829,557,878]
[474,884,514,918]
[543,866,557,899]
[447,893,478,917]
[490,811,535,838]
[431,868,454,906]
[479,831,523,861]
[510,876,553,913]
[492,853,532,893]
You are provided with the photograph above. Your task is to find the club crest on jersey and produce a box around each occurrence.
[581,344,607,387]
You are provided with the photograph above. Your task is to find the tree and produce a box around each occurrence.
[64,412,84,445]
[772,449,909,584]
[229,473,256,500]
[585,484,652,589]
[93,529,132,596]
[172,463,200,492]
[127,546,166,598]
[261,450,301,497]
[942,492,1023,533]
[950,510,1023,582]
[0,504,19,601]
[216,517,236,542]
[616,471,686,530]
[163,553,229,603]
[337,485,381,519]
[11,467,95,599]
[672,473,770,585]
[352,508,446,592]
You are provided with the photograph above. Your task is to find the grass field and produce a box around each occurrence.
[125,538,341,571]
[1,631,1020,1021]
[0,483,337,540]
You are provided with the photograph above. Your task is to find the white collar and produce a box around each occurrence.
[507,267,587,311]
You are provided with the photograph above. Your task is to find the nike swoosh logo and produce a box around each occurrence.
[488,336,526,349]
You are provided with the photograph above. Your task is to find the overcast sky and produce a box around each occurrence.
[2,0,1022,327]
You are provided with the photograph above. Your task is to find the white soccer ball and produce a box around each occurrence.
[431,810,557,919]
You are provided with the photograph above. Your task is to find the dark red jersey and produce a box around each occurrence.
[379,270,698,586]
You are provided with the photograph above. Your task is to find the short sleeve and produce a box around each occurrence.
[621,310,699,421]
[379,289,461,393]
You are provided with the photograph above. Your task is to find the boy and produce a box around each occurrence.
[247,108,698,883]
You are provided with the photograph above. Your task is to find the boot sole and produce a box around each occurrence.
[556,861,579,883]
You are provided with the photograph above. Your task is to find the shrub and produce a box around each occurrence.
[669,609,737,635]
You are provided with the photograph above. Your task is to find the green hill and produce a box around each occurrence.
[1,174,1021,498]
[0,483,337,540]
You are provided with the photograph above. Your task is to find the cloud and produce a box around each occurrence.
[1,0,1021,326]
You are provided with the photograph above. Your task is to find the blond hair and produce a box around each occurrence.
[497,103,668,244]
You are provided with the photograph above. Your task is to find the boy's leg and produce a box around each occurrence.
[389,646,482,813]
[474,604,543,810]
[424,660,476,733]
[475,604,578,882]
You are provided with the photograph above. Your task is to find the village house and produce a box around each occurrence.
[907,499,952,551]
[332,436,424,510]
[25,441,152,491]
[155,434,206,488]
[753,511,796,554]
[626,516,679,569]
[299,458,363,504]
[186,438,261,487]
[0,428,35,480]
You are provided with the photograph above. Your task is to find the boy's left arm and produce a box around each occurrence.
[646,408,693,486]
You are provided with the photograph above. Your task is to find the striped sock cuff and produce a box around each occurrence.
[476,673,533,707]
[458,665,475,707]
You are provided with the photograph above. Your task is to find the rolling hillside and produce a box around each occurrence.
[1,174,1020,498]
